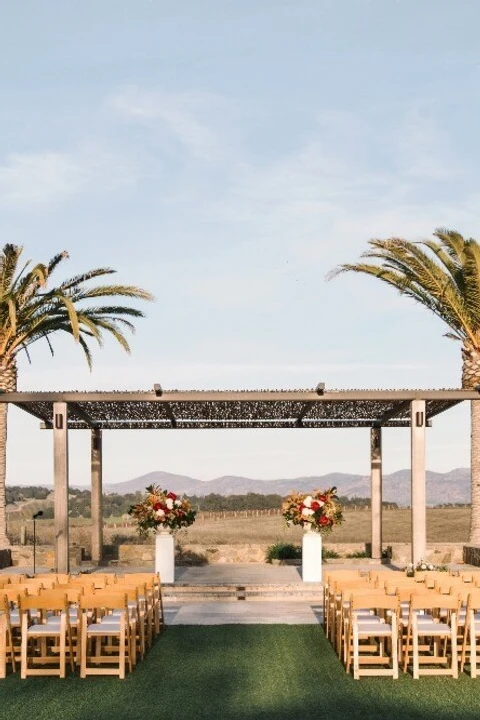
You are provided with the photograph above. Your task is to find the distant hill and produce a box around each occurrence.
[102,467,471,507]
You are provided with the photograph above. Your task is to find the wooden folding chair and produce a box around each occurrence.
[347,593,399,680]
[404,593,459,679]
[460,589,480,677]
[125,572,164,637]
[19,592,75,679]
[39,587,83,664]
[0,594,18,674]
[113,582,150,659]
[35,573,71,585]
[323,571,362,637]
[330,578,371,657]
[79,591,134,679]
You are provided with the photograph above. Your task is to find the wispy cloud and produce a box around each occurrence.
[0,152,85,204]
[0,142,139,206]
[108,87,235,164]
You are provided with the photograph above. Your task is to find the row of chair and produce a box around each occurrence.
[323,569,480,680]
[0,572,164,679]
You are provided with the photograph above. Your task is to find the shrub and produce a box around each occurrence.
[345,550,370,559]
[265,542,302,563]
[323,547,340,559]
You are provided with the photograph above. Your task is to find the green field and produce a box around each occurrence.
[1,626,480,720]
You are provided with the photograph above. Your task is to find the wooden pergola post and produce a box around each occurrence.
[370,426,382,560]
[91,428,103,565]
[53,402,69,574]
[411,399,427,564]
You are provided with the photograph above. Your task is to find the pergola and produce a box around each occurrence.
[2,386,476,573]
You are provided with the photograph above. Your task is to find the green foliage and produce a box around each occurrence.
[328,229,480,350]
[265,542,302,562]
[345,550,370,558]
[322,547,341,559]
[0,244,153,370]
[6,486,51,503]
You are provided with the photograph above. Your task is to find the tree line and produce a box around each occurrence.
[6,486,398,518]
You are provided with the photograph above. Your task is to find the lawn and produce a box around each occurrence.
[2,626,480,720]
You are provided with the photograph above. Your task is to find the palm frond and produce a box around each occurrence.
[59,267,116,291]
[0,246,153,368]
[47,251,69,276]
[328,230,480,349]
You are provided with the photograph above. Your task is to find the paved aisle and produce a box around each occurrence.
[165,601,323,625]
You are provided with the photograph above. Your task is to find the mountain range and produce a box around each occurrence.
[102,468,471,507]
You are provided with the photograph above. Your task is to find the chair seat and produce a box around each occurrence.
[26,624,63,636]
[86,622,123,635]
[356,621,394,636]
[415,621,452,635]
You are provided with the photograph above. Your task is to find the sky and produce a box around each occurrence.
[0,0,479,487]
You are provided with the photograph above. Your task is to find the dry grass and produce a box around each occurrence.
[7,507,471,550]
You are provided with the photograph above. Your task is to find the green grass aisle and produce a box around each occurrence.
[2,626,480,720]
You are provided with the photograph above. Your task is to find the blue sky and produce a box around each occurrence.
[0,0,479,487]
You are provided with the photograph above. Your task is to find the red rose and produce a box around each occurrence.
[311,501,320,511]
[153,502,162,511]
[318,495,327,502]
[319,516,330,526]
[167,492,177,501]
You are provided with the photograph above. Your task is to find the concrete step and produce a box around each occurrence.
[162,582,324,603]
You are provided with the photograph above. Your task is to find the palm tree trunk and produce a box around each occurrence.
[0,362,17,549]
[462,347,480,543]
[470,400,480,543]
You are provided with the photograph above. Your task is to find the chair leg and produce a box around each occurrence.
[352,625,359,680]
[412,626,419,680]
[20,619,28,680]
[80,616,88,679]
[119,624,125,680]
[59,622,66,679]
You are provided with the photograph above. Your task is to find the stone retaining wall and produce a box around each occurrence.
[10,546,82,568]
[5,542,467,568]
[118,541,466,566]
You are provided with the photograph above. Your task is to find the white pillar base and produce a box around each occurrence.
[302,531,322,583]
[155,531,175,583]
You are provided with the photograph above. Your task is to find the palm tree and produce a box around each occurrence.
[328,228,480,542]
[0,244,153,548]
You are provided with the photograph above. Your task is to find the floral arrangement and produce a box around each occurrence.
[128,485,197,536]
[282,487,344,534]
[405,559,448,576]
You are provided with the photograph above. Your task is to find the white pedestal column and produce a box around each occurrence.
[155,531,175,583]
[302,531,322,582]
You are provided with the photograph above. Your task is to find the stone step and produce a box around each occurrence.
[162,583,325,603]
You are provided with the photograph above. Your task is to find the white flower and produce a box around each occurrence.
[301,507,315,516]
[174,500,182,507]
[155,509,165,518]
[303,495,313,508]
[166,498,174,510]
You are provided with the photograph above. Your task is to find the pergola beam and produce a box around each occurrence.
[2,388,480,403]
[70,402,98,428]
[375,400,412,425]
